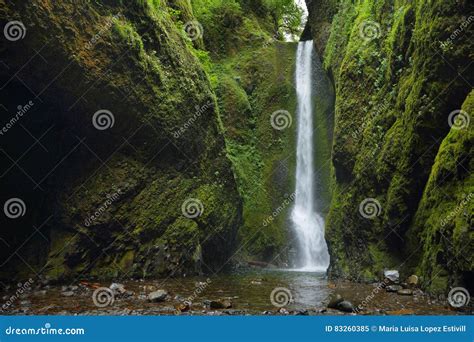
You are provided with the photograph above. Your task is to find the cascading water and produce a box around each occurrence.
[291,40,330,272]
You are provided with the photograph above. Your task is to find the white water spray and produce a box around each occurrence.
[291,40,330,272]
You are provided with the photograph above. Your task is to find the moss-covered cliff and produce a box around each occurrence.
[306,0,473,293]
[0,0,241,280]
[192,0,299,263]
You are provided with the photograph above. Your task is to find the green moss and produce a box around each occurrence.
[307,0,473,290]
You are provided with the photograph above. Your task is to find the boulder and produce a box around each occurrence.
[407,275,419,287]
[336,300,355,313]
[384,270,400,283]
[397,289,413,296]
[209,299,232,309]
[386,285,403,293]
[327,293,344,309]
[110,283,126,295]
[147,290,168,302]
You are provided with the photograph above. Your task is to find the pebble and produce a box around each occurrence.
[147,290,168,302]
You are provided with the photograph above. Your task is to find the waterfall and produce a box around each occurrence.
[291,40,330,272]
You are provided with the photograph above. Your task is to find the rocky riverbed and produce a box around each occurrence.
[0,270,468,316]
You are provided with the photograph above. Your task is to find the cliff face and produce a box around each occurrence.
[306,0,473,293]
[0,0,241,280]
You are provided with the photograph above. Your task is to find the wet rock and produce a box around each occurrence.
[209,299,232,309]
[175,302,191,313]
[336,301,354,313]
[278,308,289,315]
[61,291,74,297]
[110,283,126,294]
[294,309,309,316]
[384,270,400,283]
[407,275,419,287]
[397,289,413,296]
[327,293,344,308]
[147,290,168,302]
[142,285,156,293]
[386,285,403,293]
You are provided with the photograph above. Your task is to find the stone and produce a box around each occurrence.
[386,285,403,293]
[209,299,232,309]
[110,283,126,294]
[384,270,400,283]
[336,300,354,313]
[407,275,419,286]
[327,293,344,309]
[61,291,74,297]
[397,289,413,296]
[147,290,168,302]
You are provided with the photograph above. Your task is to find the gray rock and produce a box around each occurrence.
[147,290,168,302]
[397,289,413,296]
[110,283,126,294]
[336,300,354,313]
[209,299,232,309]
[386,285,403,293]
[61,291,74,297]
[327,293,344,309]
[384,270,400,283]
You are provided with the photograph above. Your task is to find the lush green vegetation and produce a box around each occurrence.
[307,0,473,292]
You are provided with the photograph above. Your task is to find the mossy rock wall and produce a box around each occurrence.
[0,0,241,280]
[306,0,473,292]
